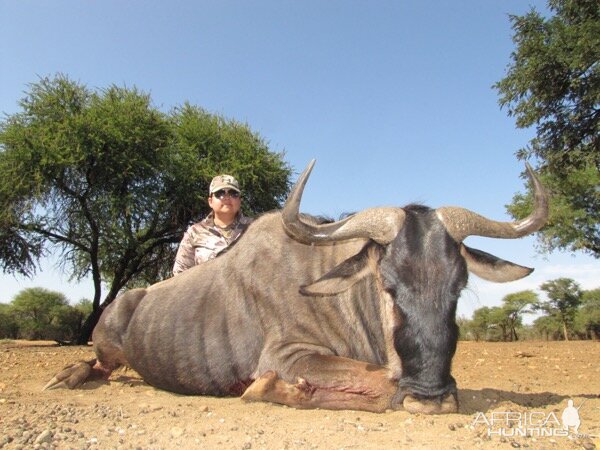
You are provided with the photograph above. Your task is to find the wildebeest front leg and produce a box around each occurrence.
[242,355,398,413]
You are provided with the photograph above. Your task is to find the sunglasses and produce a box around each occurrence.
[213,189,240,200]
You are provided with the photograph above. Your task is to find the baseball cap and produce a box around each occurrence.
[209,174,241,194]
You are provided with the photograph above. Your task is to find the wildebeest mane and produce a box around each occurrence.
[402,203,432,214]
[298,213,335,224]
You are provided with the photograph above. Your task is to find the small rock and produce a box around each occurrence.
[514,351,534,358]
[581,440,596,450]
[170,426,185,438]
[34,430,52,445]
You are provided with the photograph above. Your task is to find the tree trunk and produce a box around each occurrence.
[562,321,569,341]
[75,292,121,344]
[75,307,103,345]
[75,247,129,344]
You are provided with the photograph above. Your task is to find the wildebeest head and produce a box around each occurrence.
[281,160,548,414]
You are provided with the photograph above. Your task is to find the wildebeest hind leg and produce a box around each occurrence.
[42,358,115,390]
[242,355,398,413]
[43,289,146,391]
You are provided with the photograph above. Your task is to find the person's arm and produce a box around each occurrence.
[172,229,196,275]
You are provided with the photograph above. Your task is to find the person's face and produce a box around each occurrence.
[208,189,241,217]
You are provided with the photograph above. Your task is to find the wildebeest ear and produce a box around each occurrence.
[461,244,533,282]
[300,246,373,296]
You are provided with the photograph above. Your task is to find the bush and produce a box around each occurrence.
[0,303,18,339]
[6,287,90,342]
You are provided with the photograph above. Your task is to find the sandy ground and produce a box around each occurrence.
[0,340,598,450]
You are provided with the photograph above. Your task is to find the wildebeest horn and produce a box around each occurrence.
[282,160,406,245]
[436,163,549,242]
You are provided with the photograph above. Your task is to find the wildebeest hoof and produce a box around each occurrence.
[241,371,315,406]
[241,371,279,401]
[42,361,93,391]
[402,393,458,414]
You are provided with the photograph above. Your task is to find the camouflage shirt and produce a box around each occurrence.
[172,212,253,275]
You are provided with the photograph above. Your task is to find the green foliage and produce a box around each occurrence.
[462,283,598,341]
[486,306,513,342]
[532,315,563,340]
[0,303,19,339]
[466,306,492,341]
[538,277,583,340]
[455,315,471,340]
[502,290,539,341]
[0,289,94,341]
[495,0,600,257]
[0,75,292,342]
[575,288,600,338]
[74,298,93,317]
[170,103,290,217]
[9,287,69,340]
[462,292,538,342]
[462,306,510,342]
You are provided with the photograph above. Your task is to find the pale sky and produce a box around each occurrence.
[1,0,598,319]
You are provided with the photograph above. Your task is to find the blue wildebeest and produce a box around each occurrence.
[44,160,548,414]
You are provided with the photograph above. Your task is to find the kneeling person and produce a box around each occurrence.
[173,174,252,275]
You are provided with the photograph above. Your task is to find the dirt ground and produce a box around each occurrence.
[0,340,598,450]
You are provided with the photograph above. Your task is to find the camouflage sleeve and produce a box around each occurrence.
[172,229,196,276]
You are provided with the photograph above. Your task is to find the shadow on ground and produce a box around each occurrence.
[459,388,598,414]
